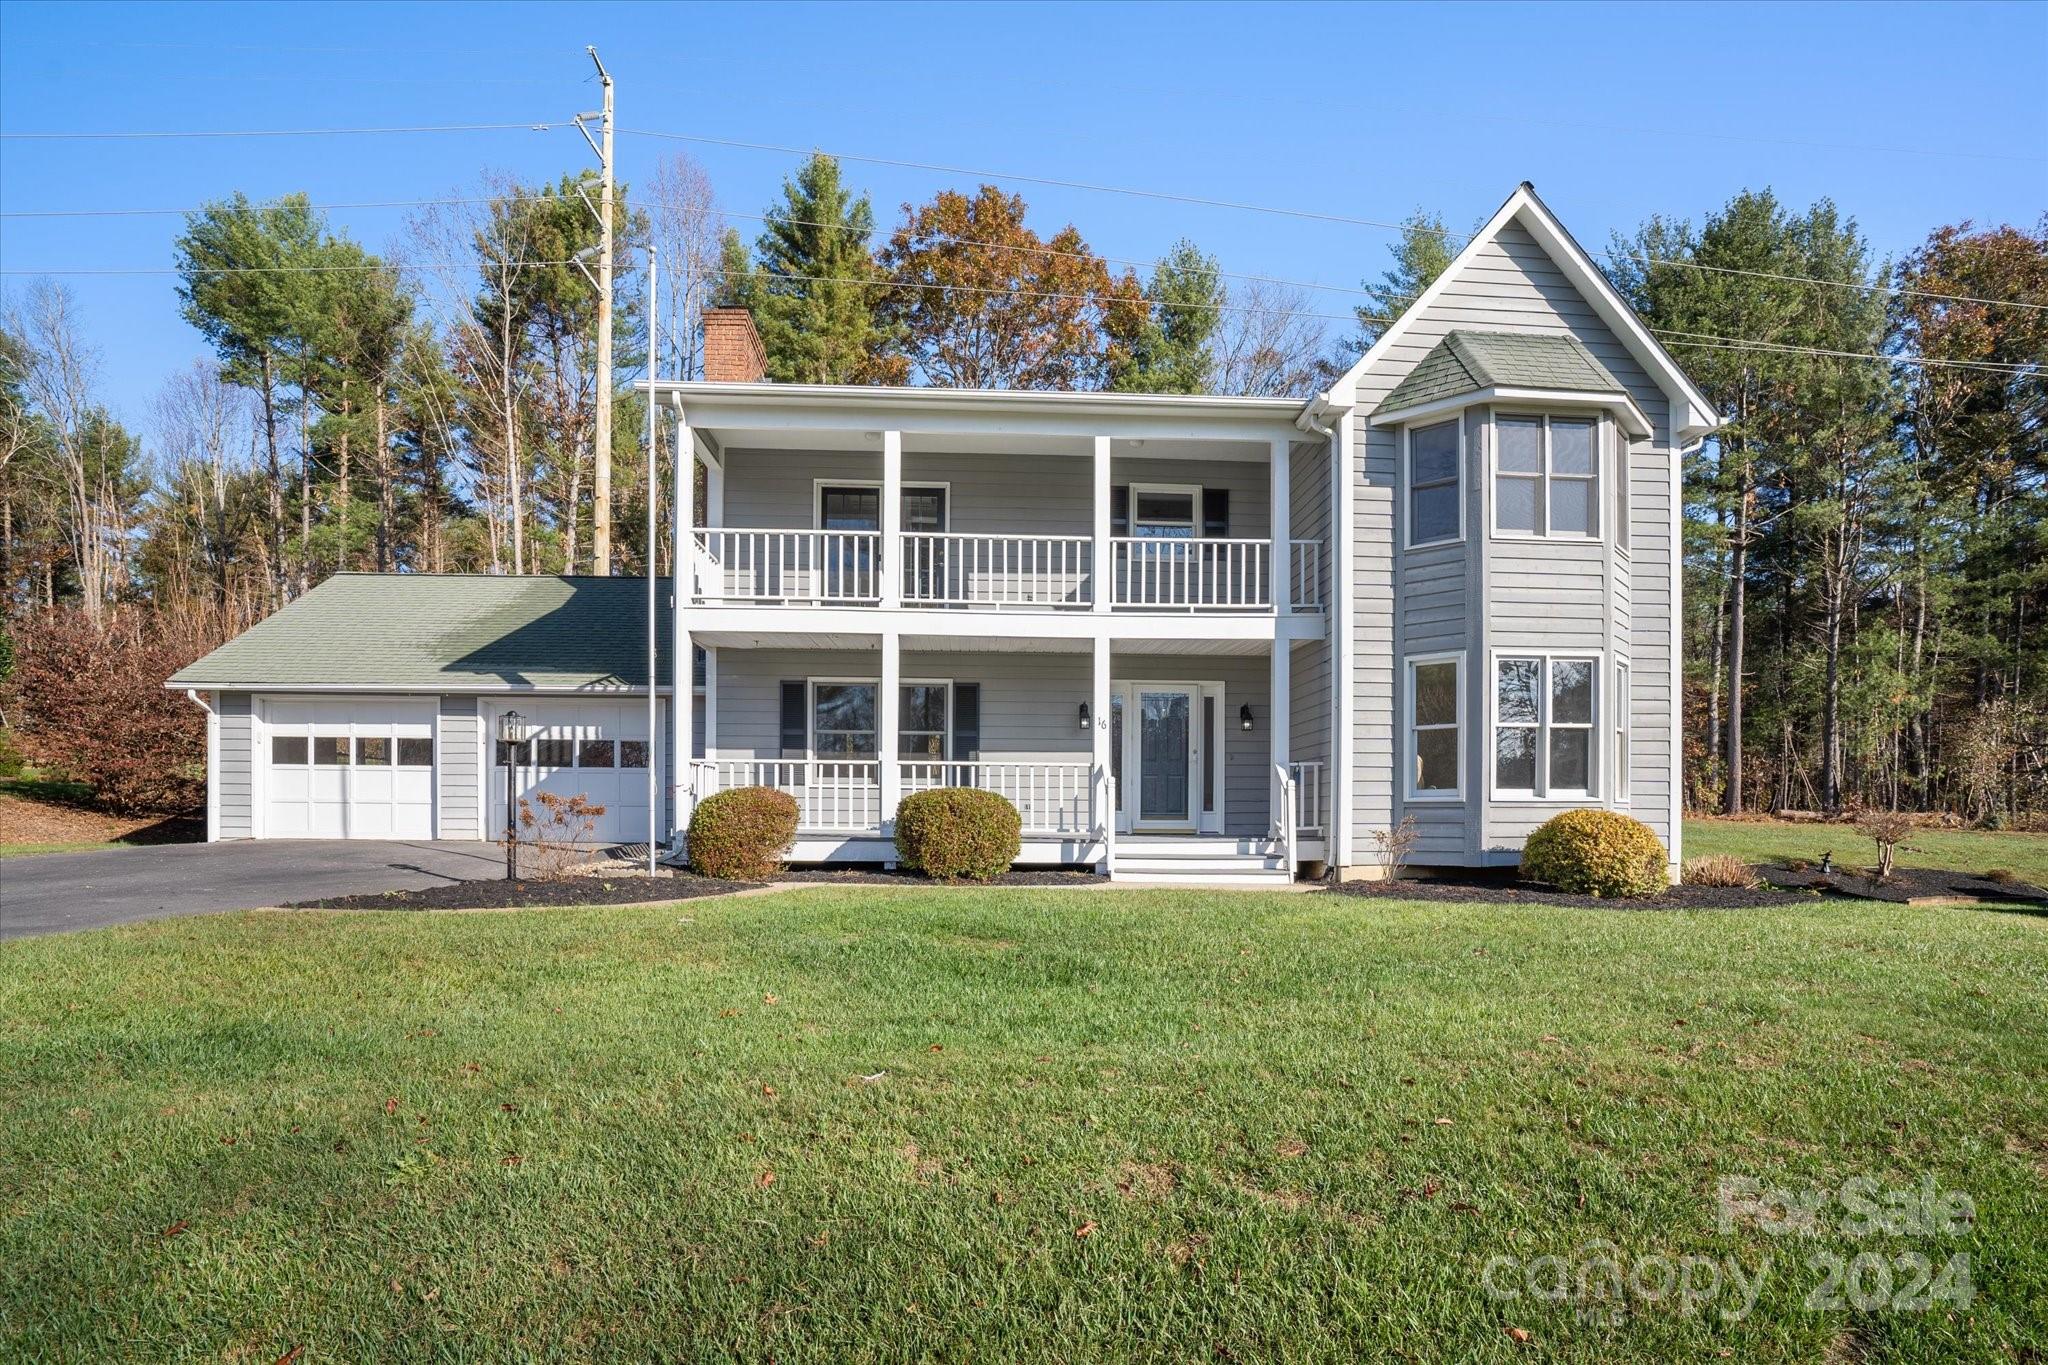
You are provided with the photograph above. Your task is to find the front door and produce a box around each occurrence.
[1133,686,1199,830]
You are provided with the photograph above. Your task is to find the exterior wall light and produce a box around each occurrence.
[1078,702,1091,732]
[1239,703,1254,732]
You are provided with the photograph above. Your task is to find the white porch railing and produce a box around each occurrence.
[900,533,1092,609]
[1275,763,1299,875]
[1288,540,1324,610]
[1288,760,1325,835]
[899,760,1094,834]
[693,530,882,604]
[1110,537,1271,610]
[692,759,881,832]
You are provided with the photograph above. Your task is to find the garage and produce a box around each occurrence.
[481,698,665,847]
[261,696,437,839]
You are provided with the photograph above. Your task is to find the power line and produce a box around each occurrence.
[8,254,2027,376]
[0,121,569,141]
[623,128,2048,314]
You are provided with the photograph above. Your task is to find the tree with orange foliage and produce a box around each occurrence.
[876,185,1144,390]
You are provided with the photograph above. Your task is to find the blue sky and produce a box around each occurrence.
[2,0,2043,425]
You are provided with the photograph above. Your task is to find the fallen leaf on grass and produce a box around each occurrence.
[499,1103,519,1113]
[1507,1326,1531,1344]
[761,1084,777,1098]
[1433,1117,1454,1126]
[928,1043,944,1053]
[384,1097,400,1115]
[1275,1138,1309,1158]
[501,1154,523,1167]
[1074,1220,1098,1239]
[757,1170,776,1189]
[275,1347,304,1365]
[159,1220,189,1239]
[762,993,779,1005]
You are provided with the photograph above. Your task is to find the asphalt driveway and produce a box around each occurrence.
[0,840,508,940]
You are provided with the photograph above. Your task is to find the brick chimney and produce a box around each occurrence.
[702,307,767,383]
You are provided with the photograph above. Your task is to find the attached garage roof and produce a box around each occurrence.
[169,573,676,692]
[1377,330,1630,418]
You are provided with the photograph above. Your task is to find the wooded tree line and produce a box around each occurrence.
[0,156,2041,820]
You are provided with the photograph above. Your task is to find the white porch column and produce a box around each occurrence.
[1329,415,1355,873]
[1091,435,1112,613]
[1270,636,1292,840]
[879,629,901,836]
[1092,632,1113,876]
[880,429,902,609]
[672,406,696,844]
[1270,436,1292,614]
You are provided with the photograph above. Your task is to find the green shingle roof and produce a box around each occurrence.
[1377,330,1628,417]
[169,574,676,691]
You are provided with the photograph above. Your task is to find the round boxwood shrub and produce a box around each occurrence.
[894,787,1022,881]
[688,786,799,880]
[1520,808,1668,898]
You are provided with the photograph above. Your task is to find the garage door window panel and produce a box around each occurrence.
[398,737,433,767]
[355,737,391,765]
[313,736,349,765]
[619,740,648,769]
[579,739,616,768]
[272,735,308,765]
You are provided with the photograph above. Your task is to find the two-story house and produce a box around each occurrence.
[171,183,1717,884]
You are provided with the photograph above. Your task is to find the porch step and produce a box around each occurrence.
[1113,837,1295,886]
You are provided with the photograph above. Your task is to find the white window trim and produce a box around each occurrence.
[1127,482,1205,538]
[897,678,955,762]
[1490,409,1602,543]
[1488,649,1604,802]
[1613,657,1632,804]
[1403,650,1466,802]
[811,480,952,531]
[1400,418,1466,550]
[805,676,954,762]
[1612,417,1632,559]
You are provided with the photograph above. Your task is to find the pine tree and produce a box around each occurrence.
[719,155,896,384]
[1107,239,1223,394]
[1351,211,1459,352]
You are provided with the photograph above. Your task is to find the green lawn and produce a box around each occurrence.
[3,891,2043,1362]
[1686,816,2048,884]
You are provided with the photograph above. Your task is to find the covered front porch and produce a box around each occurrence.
[679,634,1326,878]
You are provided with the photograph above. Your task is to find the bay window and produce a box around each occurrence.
[1406,653,1464,799]
[1493,654,1599,798]
[1494,414,1600,539]
[1405,420,1462,547]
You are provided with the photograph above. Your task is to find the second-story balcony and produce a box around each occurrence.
[690,529,1324,612]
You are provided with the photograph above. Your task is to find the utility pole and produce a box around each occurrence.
[574,46,616,574]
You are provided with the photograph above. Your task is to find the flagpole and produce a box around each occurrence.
[646,243,660,876]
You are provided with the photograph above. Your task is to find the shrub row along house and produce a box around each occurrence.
[170,184,1718,883]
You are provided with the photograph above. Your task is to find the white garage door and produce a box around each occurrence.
[483,699,661,847]
[263,697,437,839]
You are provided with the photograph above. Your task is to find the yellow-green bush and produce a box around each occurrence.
[687,786,798,880]
[894,788,1021,881]
[1520,809,1668,898]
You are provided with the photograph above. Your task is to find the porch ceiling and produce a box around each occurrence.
[708,430,1271,463]
[689,629,1287,657]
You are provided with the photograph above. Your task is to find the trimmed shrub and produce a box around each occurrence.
[1682,853,1758,888]
[1982,868,2018,886]
[1520,809,1668,898]
[895,787,1021,882]
[688,786,798,880]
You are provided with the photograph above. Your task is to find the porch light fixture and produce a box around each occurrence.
[1078,702,1091,732]
[1239,703,1254,733]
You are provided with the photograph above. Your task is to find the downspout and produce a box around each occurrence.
[1296,396,1349,878]
[185,689,219,843]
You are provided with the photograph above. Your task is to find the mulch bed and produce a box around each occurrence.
[1327,871,1805,910]
[1759,864,2048,905]
[288,873,759,912]
[0,790,202,849]
[775,866,1102,887]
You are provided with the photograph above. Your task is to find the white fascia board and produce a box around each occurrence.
[644,379,1305,432]
[1367,387,1652,438]
[666,398,1305,447]
[163,681,680,695]
[1319,183,1722,441]
[681,603,1327,645]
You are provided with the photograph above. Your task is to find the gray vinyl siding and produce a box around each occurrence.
[217,691,254,839]
[708,647,1277,837]
[720,448,1269,539]
[436,695,482,839]
[1358,218,1678,868]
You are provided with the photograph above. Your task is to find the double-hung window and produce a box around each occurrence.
[812,682,878,759]
[899,683,949,759]
[1613,661,1631,801]
[1405,420,1461,547]
[1494,414,1599,538]
[1406,653,1464,799]
[1493,654,1599,797]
